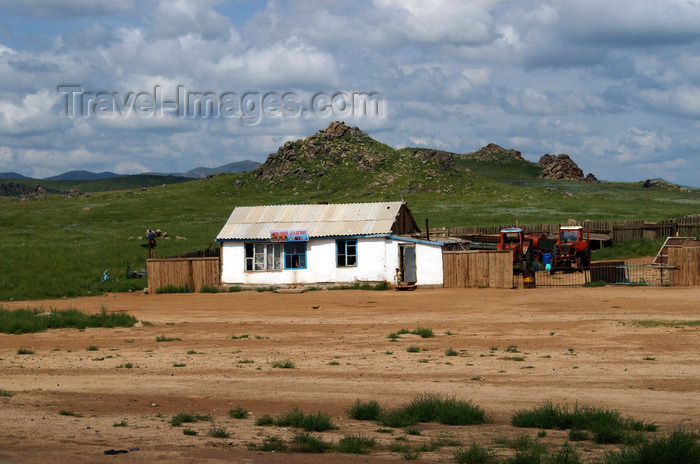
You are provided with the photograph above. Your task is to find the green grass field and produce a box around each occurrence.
[0,137,698,301]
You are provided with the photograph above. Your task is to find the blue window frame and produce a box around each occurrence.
[284,242,307,269]
[336,239,357,267]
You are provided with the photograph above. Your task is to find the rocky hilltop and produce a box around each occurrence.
[253,121,459,193]
[538,154,598,182]
[464,143,526,163]
[250,121,604,193]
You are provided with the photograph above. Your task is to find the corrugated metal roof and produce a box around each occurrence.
[217,202,404,240]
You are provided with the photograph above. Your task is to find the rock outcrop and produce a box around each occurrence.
[538,154,597,182]
[253,121,456,188]
[465,143,526,163]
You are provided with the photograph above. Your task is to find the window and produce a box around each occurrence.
[245,243,282,271]
[284,242,307,269]
[336,239,357,267]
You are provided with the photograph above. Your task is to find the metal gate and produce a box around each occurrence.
[514,263,678,287]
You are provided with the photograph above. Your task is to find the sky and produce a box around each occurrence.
[0,0,699,186]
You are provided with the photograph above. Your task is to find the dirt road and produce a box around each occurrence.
[1,286,698,463]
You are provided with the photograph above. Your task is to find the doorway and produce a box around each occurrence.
[399,245,417,284]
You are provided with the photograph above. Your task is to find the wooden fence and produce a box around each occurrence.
[430,214,700,245]
[147,257,220,293]
[442,251,513,288]
[669,247,700,286]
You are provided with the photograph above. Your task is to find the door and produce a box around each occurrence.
[400,245,417,284]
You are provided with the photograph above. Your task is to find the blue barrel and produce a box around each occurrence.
[542,252,552,265]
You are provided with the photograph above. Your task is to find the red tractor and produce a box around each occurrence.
[497,228,547,271]
[551,226,591,272]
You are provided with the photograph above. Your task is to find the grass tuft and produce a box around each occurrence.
[58,409,82,417]
[604,429,700,464]
[262,408,337,432]
[229,406,248,419]
[206,425,230,438]
[379,393,486,428]
[0,307,137,334]
[347,399,383,421]
[454,442,499,464]
[336,434,377,454]
[170,412,212,427]
[511,401,657,445]
[271,359,295,369]
[291,431,332,453]
[411,327,434,338]
[445,347,459,356]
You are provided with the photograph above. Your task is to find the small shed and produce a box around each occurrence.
[215,201,444,287]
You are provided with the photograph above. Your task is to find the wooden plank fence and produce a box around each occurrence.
[147,257,220,293]
[430,214,700,245]
[669,247,700,286]
[442,251,513,288]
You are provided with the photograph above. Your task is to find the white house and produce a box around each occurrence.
[215,201,444,287]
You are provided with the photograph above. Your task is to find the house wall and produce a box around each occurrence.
[221,237,444,286]
[221,237,397,285]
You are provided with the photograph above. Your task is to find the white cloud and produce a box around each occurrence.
[0,0,698,186]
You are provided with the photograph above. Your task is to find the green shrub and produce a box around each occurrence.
[207,425,229,438]
[604,429,700,464]
[546,443,583,464]
[170,412,211,427]
[183,428,197,436]
[336,434,377,454]
[411,327,434,338]
[445,347,459,356]
[16,348,34,355]
[273,408,337,431]
[379,393,486,428]
[568,428,591,441]
[255,414,274,426]
[113,419,128,427]
[0,389,13,397]
[229,406,248,419]
[271,359,295,369]
[58,409,82,417]
[511,401,655,445]
[86,345,99,351]
[454,443,499,464]
[155,335,181,342]
[406,345,420,353]
[291,431,331,453]
[259,436,287,452]
[347,399,382,421]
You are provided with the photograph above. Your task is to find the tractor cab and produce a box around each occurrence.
[498,228,524,251]
[553,226,591,270]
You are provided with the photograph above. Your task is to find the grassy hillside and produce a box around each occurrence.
[1,123,698,301]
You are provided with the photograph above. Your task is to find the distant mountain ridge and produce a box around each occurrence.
[46,170,121,181]
[182,160,261,178]
[0,172,31,179]
[0,160,261,181]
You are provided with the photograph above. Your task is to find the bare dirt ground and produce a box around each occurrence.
[1,286,698,463]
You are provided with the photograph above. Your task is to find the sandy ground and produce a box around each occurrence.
[1,286,698,463]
